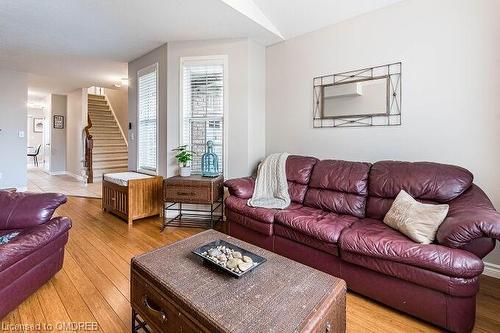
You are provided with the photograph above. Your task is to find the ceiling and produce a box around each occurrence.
[0,0,403,97]
[252,0,403,40]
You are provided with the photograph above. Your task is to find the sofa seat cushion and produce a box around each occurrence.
[339,218,484,279]
[274,224,339,255]
[225,196,302,236]
[341,251,479,297]
[274,207,359,255]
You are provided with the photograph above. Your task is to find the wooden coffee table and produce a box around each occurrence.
[131,230,346,333]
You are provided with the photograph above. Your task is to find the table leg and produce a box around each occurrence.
[210,203,214,229]
[132,309,137,333]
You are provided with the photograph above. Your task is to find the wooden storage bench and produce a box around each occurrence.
[102,172,163,225]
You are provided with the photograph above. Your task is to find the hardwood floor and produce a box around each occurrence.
[2,196,499,332]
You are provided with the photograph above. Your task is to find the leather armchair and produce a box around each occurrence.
[0,191,72,319]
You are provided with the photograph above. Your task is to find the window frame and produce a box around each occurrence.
[179,55,228,175]
[136,62,159,175]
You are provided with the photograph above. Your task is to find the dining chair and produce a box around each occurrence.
[27,145,41,167]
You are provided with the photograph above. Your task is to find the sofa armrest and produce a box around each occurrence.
[0,216,72,272]
[224,177,255,199]
[437,185,500,249]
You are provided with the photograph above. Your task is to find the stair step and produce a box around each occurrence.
[93,164,128,172]
[93,146,128,153]
[91,120,117,126]
[93,151,128,158]
[90,123,118,129]
[92,136,124,141]
[93,167,129,180]
[88,94,105,100]
[93,141,127,147]
[89,108,111,114]
[90,128,122,134]
[89,116,114,122]
[93,160,128,169]
[88,99,107,105]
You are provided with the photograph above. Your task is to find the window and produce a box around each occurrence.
[137,63,158,174]
[181,57,226,174]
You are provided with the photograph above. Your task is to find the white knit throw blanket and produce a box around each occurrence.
[247,152,290,209]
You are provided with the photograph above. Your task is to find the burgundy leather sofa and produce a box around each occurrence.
[0,190,72,319]
[224,156,500,332]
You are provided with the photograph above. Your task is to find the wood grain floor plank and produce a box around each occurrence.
[62,250,128,333]
[68,232,130,299]
[36,281,72,332]
[51,269,97,324]
[65,239,131,330]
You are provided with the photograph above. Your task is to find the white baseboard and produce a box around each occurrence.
[66,172,85,182]
[483,262,500,279]
[49,171,67,176]
[46,170,86,182]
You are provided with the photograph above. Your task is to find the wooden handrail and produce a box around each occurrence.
[84,113,94,183]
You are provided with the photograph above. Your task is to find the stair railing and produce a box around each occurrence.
[84,113,94,183]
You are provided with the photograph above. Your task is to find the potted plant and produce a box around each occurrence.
[172,145,195,177]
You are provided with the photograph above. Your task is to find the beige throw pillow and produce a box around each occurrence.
[383,190,449,244]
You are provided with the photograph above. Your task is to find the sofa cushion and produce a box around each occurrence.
[225,196,276,224]
[274,224,339,256]
[0,191,67,229]
[286,155,318,203]
[341,251,479,297]
[304,160,371,218]
[339,218,484,278]
[366,161,473,219]
[384,190,449,244]
[276,207,359,243]
[225,196,302,236]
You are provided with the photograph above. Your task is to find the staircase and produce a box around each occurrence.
[87,94,128,181]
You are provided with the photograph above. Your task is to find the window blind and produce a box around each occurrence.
[182,61,224,174]
[137,64,158,173]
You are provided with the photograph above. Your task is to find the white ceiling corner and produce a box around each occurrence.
[220,0,284,39]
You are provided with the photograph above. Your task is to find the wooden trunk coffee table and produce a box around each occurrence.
[131,230,346,333]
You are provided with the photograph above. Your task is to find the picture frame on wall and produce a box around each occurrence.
[53,115,64,129]
[33,117,44,133]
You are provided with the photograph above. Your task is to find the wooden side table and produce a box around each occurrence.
[162,175,223,230]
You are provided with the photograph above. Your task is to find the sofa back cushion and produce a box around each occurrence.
[286,155,318,203]
[304,160,371,218]
[0,191,67,229]
[366,161,473,219]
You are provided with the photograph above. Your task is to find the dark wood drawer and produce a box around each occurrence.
[163,175,223,205]
[164,185,211,204]
[131,272,202,333]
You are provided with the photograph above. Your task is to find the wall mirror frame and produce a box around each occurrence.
[313,62,401,128]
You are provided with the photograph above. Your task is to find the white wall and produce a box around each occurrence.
[105,86,128,138]
[128,43,168,175]
[265,0,500,264]
[66,89,86,178]
[0,70,27,189]
[167,38,266,178]
[27,107,45,163]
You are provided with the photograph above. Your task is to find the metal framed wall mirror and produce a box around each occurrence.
[313,62,401,128]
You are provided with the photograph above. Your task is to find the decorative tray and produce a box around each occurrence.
[192,239,266,278]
